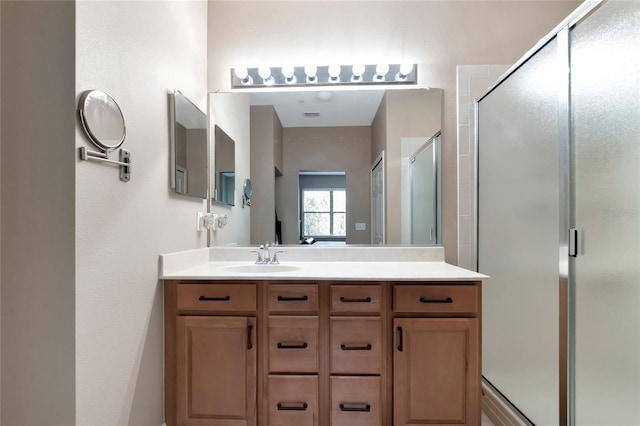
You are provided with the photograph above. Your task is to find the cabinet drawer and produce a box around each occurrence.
[394,284,479,314]
[268,375,318,426]
[331,376,381,426]
[330,285,381,313]
[269,316,319,373]
[330,317,381,375]
[268,284,318,312]
[176,283,256,312]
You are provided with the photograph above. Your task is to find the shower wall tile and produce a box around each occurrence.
[457,65,510,270]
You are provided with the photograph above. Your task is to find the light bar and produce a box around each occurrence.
[231,64,417,88]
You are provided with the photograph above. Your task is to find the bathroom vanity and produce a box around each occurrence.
[161,247,487,426]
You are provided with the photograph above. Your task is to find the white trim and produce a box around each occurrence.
[482,380,533,426]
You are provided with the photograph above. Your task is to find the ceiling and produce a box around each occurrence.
[250,89,385,128]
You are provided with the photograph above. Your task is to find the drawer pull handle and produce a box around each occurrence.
[247,324,253,350]
[339,296,372,303]
[340,403,371,412]
[198,295,230,302]
[340,343,372,351]
[277,295,309,301]
[420,297,453,304]
[277,402,308,411]
[277,342,308,349]
[397,326,403,352]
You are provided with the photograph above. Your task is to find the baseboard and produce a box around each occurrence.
[482,378,534,426]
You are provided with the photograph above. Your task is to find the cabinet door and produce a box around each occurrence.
[394,318,479,426]
[176,316,256,426]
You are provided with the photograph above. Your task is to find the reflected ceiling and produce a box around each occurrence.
[250,90,385,128]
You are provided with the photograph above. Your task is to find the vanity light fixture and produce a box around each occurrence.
[282,66,296,84]
[375,63,390,81]
[258,66,274,85]
[304,65,318,83]
[351,64,365,82]
[328,64,341,82]
[230,63,417,88]
[234,67,253,85]
[397,63,414,81]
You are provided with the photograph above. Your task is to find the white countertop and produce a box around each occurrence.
[159,246,488,281]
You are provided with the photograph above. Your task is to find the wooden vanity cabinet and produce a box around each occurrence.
[165,279,481,426]
[393,283,481,426]
[266,282,320,425]
[165,281,259,426]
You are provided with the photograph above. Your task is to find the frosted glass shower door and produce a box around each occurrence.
[477,36,561,425]
[570,1,640,424]
[411,139,437,244]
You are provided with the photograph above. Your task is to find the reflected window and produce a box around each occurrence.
[299,172,346,241]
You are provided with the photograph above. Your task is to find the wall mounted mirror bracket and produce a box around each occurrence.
[78,90,131,182]
[79,147,131,182]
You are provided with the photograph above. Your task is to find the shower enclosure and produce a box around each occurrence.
[411,133,441,245]
[477,1,639,425]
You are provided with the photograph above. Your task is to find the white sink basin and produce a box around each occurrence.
[222,264,302,274]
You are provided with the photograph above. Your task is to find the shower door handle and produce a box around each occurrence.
[569,228,580,257]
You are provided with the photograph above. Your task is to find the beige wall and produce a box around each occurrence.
[250,105,281,244]
[1,1,76,424]
[277,127,371,245]
[207,0,581,263]
[186,128,208,199]
[378,89,443,244]
[76,1,208,424]
[0,1,3,419]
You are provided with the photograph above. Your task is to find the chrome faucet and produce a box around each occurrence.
[250,242,285,264]
[261,243,271,264]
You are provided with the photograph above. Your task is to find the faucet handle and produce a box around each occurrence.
[250,250,263,264]
[271,250,286,264]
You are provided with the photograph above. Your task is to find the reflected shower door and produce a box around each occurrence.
[411,140,437,244]
[570,1,640,424]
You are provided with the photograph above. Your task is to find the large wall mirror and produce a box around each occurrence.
[171,91,208,199]
[246,88,443,246]
[210,87,443,245]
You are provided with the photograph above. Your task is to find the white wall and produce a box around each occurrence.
[209,92,251,246]
[206,0,581,263]
[1,1,76,424]
[76,1,208,424]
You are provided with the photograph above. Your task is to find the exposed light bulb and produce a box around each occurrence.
[399,63,414,77]
[304,65,318,82]
[376,63,389,77]
[258,66,274,85]
[233,67,252,85]
[375,63,389,81]
[234,67,248,79]
[328,64,341,81]
[282,66,295,79]
[352,64,365,77]
[258,66,271,80]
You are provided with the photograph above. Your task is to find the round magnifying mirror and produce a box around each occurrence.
[79,90,126,152]
[243,178,252,200]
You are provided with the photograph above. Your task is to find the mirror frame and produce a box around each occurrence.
[78,90,126,152]
[170,90,209,199]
